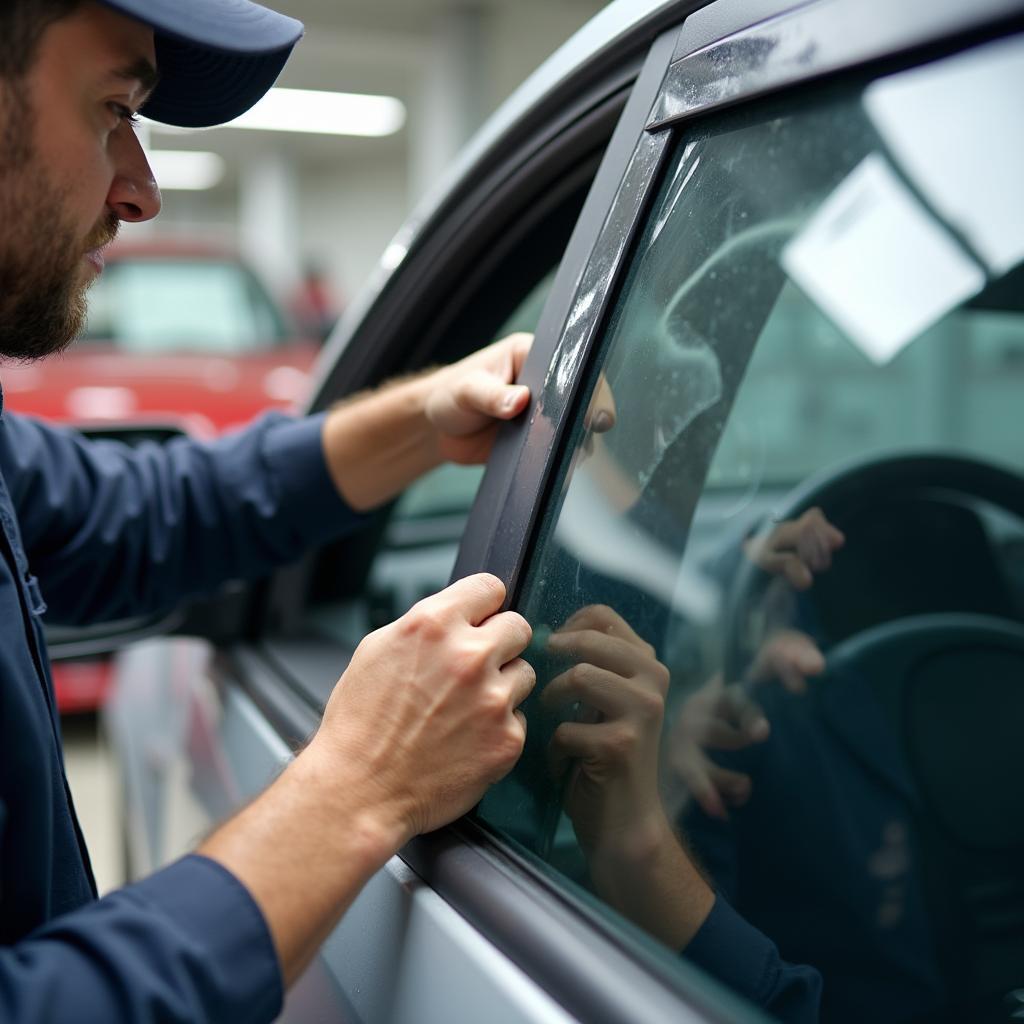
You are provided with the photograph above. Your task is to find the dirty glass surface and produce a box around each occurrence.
[479,35,1024,1024]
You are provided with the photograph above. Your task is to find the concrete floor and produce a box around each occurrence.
[62,715,125,895]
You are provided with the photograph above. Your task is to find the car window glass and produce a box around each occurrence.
[479,36,1024,1023]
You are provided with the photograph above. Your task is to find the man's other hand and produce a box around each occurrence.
[426,333,532,465]
[322,333,532,510]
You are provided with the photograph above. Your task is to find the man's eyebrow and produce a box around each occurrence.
[108,58,161,100]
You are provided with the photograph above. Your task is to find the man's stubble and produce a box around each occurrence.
[0,80,114,361]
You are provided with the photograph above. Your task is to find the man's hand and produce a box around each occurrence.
[425,332,532,464]
[199,573,534,983]
[309,572,534,839]
[323,333,532,511]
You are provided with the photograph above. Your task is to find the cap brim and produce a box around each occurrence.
[100,0,304,128]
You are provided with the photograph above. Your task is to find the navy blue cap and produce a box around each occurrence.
[98,0,304,128]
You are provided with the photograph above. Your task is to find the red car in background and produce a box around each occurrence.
[2,241,321,713]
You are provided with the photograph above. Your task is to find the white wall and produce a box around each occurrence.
[297,159,409,306]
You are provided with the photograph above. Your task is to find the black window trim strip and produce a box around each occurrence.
[649,0,1024,130]
[451,26,685,594]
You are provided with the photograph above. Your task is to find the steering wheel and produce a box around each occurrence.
[721,453,1024,1015]
[722,451,1024,684]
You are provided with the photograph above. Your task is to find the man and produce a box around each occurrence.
[0,1,536,1020]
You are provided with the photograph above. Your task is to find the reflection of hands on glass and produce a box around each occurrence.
[543,604,669,855]
[748,627,825,695]
[743,507,845,590]
[670,630,826,820]
[543,604,714,949]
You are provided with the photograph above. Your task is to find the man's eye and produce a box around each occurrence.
[109,103,140,127]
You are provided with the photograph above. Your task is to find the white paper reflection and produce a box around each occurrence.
[781,154,984,364]
[865,34,1024,277]
[555,466,720,625]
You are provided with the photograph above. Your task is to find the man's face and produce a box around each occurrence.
[0,2,161,360]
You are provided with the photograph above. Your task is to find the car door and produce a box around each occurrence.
[439,2,1024,1023]
[107,0,1024,1021]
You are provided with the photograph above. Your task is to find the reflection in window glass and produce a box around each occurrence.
[480,37,1024,1024]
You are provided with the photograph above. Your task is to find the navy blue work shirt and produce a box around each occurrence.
[0,389,361,1023]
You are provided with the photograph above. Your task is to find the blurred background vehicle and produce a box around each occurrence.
[4,240,319,438]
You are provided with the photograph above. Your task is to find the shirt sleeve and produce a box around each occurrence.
[0,856,282,1024]
[685,894,822,1024]
[0,411,365,625]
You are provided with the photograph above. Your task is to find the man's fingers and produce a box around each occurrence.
[776,660,810,695]
[583,376,617,434]
[457,368,530,423]
[501,657,537,709]
[502,331,533,377]
[748,629,824,693]
[429,573,507,625]
[550,720,605,761]
[779,553,814,589]
[796,508,846,572]
[695,714,766,751]
[479,610,534,666]
[674,755,728,821]
[763,519,802,552]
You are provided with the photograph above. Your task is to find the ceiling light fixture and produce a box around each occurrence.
[147,149,226,190]
[225,87,406,137]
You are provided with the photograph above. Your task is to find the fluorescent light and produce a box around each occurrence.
[147,150,225,190]
[225,88,406,137]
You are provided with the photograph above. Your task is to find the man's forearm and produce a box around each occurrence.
[198,745,408,985]
[320,333,532,511]
[198,573,534,988]
[321,372,441,512]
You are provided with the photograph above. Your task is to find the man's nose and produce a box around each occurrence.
[106,128,162,222]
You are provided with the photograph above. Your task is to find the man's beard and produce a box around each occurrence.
[0,85,117,361]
